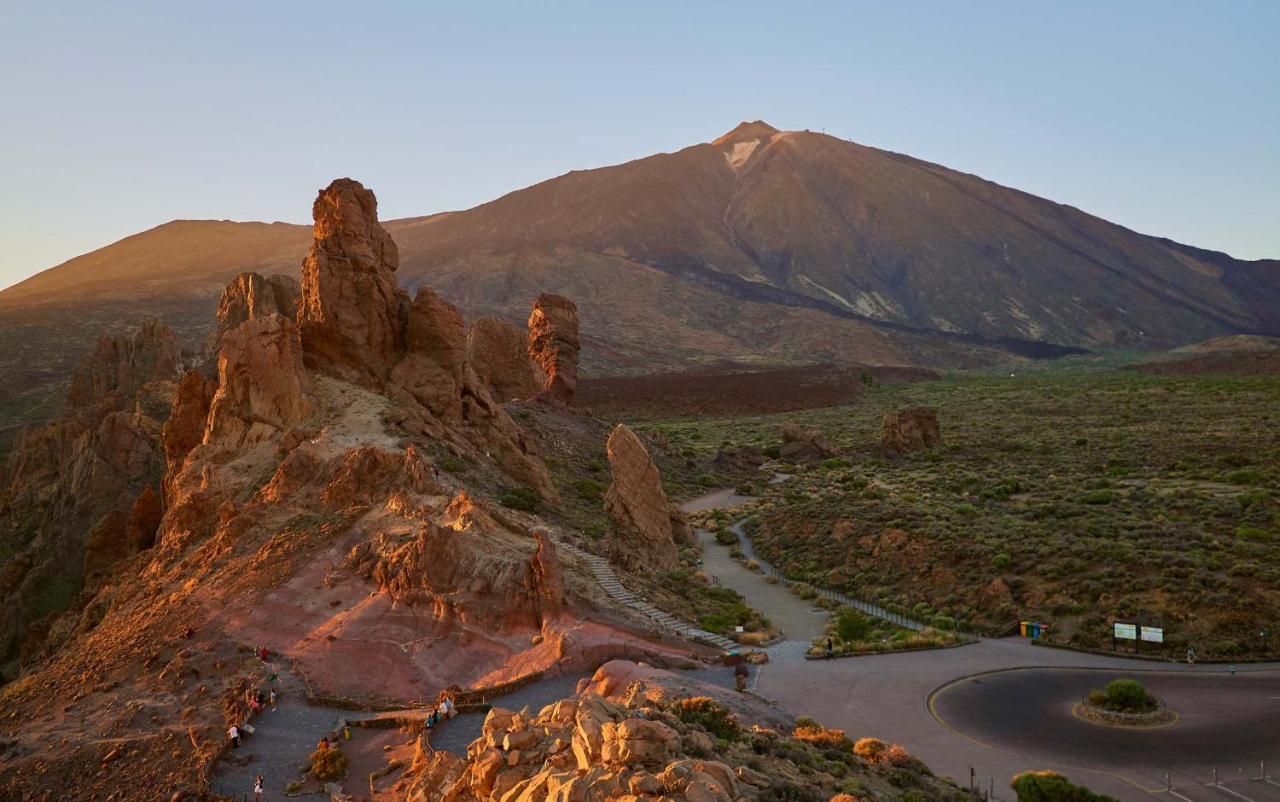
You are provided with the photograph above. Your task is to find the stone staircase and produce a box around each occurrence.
[555,539,737,651]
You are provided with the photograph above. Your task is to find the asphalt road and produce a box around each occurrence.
[932,668,1280,795]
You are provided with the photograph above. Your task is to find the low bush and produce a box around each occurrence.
[671,696,740,742]
[309,747,348,781]
[498,487,540,512]
[1011,770,1117,802]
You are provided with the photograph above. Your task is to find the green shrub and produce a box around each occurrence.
[1011,771,1117,802]
[1081,490,1115,505]
[834,608,872,642]
[573,478,607,500]
[993,552,1012,570]
[437,455,466,474]
[821,458,850,470]
[498,487,541,512]
[671,696,740,742]
[696,474,717,487]
[715,529,738,546]
[1101,679,1155,712]
[763,445,781,459]
[1236,525,1272,542]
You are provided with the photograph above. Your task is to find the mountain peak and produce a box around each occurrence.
[712,120,780,147]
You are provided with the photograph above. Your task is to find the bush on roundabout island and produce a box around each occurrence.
[1087,679,1158,713]
[1011,770,1118,802]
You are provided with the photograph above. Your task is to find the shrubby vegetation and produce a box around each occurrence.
[1011,771,1117,802]
[651,368,1280,657]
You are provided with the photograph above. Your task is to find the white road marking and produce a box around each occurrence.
[1212,782,1256,802]
[1167,790,1197,802]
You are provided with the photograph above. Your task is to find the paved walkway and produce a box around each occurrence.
[695,526,826,642]
[429,673,587,756]
[212,669,344,801]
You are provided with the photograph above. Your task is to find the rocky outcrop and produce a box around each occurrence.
[778,422,835,463]
[204,314,311,451]
[160,369,216,502]
[528,294,580,406]
[880,406,941,454]
[397,659,957,802]
[82,484,162,589]
[298,178,404,386]
[466,317,542,403]
[215,272,300,334]
[347,493,563,631]
[64,319,177,417]
[389,288,467,420]
[603,425,678,571]
[0,320,176,677]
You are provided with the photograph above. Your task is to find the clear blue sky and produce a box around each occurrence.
[2,1,1277,289]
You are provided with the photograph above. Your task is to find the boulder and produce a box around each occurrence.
[466,316,542,403]
[528,294,580,406]
[881,406,942,453]
[602,424,678,571]
[601,719,679,766]
[297,178,404,386]
[777,423,834,463]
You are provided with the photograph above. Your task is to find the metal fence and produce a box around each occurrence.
[730,523,927,632]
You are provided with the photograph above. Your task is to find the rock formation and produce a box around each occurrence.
[880,406,942,454]
[778,422,835,463]
[64,319,177,416]
[389,287,467,420]
[204,314,311,451]
[298,178,404,386]
[0,321,176,677]
[398,659,959,802]
[603,424,679,571]
[528,293,580,406]
[215,271,300,334]
[466,316,543,403]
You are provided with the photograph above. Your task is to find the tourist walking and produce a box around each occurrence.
[254,774,264,801]
[269,688,277,710]
[825,638,834,659]
[228,724,241,749]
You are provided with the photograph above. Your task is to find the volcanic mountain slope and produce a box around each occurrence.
[0,179,711,801]
[3,121,1277,436]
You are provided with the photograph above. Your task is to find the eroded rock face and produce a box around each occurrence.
[348,495,564,631]
[83,484,162,589]
[0,320,176,676]
[298,178,404,386]
[64,319,177,417]
[778,422,835,463]
[160,369,216,502]
[880,406,941,454]
[603,425,678,571]
[389,288,467,420]
[466,316,542,403]
[204,314,311,451]
[528,294,580,406]
[216,272,300,334]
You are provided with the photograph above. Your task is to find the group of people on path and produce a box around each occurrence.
[226,646,284,799]
[426,692,457,730]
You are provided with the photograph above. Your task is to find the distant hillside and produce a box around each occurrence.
[2,121,1277,439]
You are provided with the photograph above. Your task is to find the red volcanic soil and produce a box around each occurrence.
[577,363,937,419]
